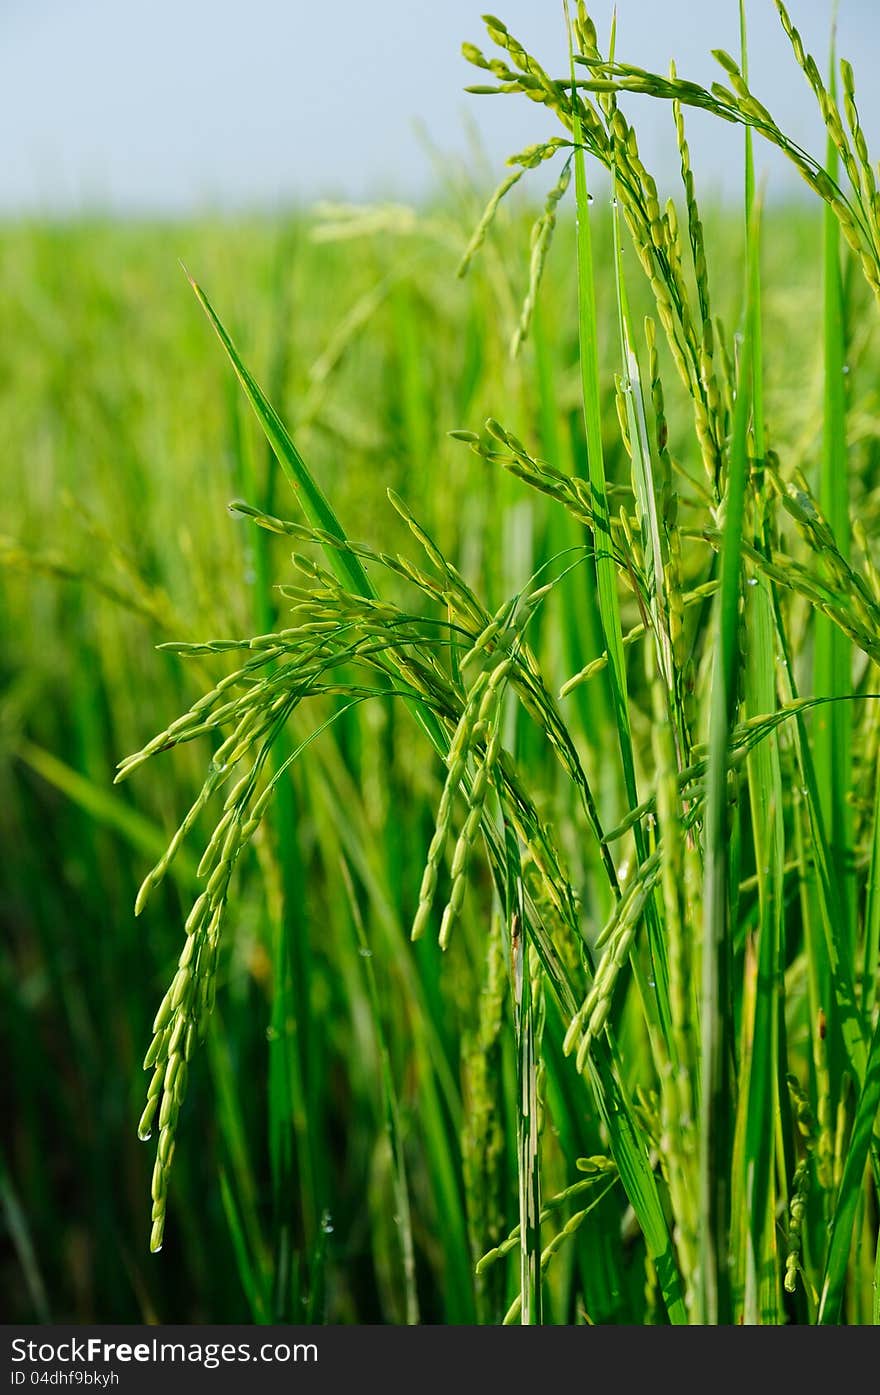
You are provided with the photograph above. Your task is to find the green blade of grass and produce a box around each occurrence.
[227,330,321,1299]
[17,740,200,888]
[500,1175,619,1324]
[567,18,636,813]
[862,755,880,1024]
[567,7,671,1043]
[515,933,542,1325]
[698,224,755,1326]
[588,1043,688,1325]
[218,1169,272,1324]
[608,164,677,1053]
[189,270,486,1311]
[817,1014,880,1322]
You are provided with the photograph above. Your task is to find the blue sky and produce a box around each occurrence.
[2,1,878,214]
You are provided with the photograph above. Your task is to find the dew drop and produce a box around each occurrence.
[746,576,758,587]
[138,1127,152,1143]
[843,364,851,375]
[358,946,373,958]
[152,1245,163,1255]
[321,1210,335,1235]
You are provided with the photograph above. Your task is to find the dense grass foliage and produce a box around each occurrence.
[3,3,880,1325]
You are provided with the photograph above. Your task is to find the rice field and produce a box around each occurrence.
[3,2,880,1326]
